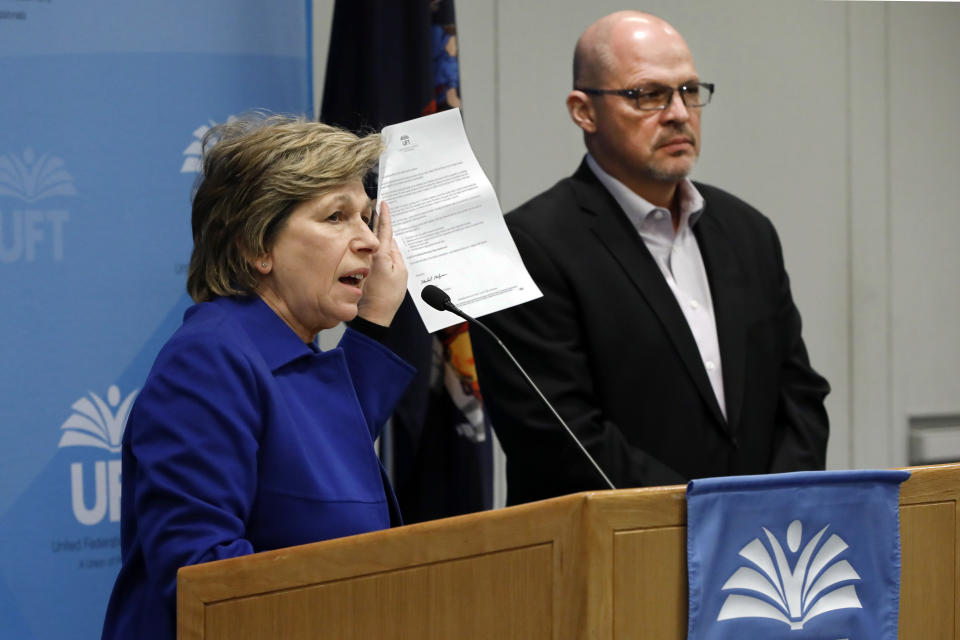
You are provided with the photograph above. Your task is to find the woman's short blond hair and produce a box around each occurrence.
[186,113,383,302]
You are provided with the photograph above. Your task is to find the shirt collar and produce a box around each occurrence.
[211,296,318,371]
[585,153,705,230]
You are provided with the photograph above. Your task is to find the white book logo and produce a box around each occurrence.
[0,148,77,203]
[57,385,138,453]
[718,519,862,630]
[180,116,238,173]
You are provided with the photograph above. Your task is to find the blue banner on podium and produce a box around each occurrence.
[0,3,311,637]
[686,470,909,640]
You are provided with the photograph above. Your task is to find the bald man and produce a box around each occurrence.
[470,12,830,505]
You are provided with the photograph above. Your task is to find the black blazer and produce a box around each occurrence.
[471,160,830,505]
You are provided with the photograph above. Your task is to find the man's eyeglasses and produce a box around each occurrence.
[576,82,715,111]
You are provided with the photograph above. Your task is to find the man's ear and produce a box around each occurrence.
[567,91,597,134]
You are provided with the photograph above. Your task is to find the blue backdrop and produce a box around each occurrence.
[0,3,311,637]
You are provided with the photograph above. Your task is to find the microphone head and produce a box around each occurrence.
[420,284,452,311]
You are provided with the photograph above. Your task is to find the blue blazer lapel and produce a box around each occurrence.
[569,163,728,429]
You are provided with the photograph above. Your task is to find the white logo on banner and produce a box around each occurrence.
[181,116,238,173]
[0,147,77,203]
[717,520,862,630]
[58,385,138,453]
[0,147,73,262]
[58,385,138,525]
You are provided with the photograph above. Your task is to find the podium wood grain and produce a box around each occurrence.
[179,463,960,639]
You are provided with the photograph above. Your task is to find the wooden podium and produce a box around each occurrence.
[178,463,960,639]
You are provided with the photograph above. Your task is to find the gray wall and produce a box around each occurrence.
[314,1,960,471]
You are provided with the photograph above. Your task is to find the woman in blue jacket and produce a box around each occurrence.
[101,115,415,640]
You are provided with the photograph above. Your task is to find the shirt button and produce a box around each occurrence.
[690,299,700,310]
[654,210,666,221]
[705,360,716,371]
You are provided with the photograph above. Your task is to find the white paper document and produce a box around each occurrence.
[377,108,542,332]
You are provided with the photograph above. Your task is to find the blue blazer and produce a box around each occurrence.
[101,296,415,640]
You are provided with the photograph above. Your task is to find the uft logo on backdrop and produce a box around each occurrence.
[0,147,73,262]
[58,385,138,525]
[180,116,238,173]
[717,519,862,631]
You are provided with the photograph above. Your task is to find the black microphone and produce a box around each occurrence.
[420,284,616,491]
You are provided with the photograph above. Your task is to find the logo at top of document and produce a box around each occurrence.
[396,133,419,153]
[717,519,862,631]
[57,385,139,453]
[180,116,238,173]
[0,147,77,203]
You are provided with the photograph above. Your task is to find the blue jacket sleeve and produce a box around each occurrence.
[339,327,416,440]
[125,329,263,606]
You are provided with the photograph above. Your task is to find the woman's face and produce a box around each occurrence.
[257,181,379,341]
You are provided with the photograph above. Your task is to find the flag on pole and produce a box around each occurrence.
[686,470,909,640]
[320,0,492,523]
